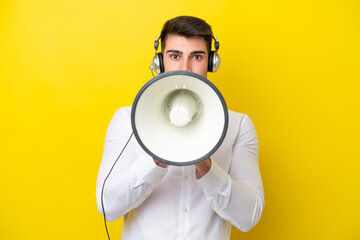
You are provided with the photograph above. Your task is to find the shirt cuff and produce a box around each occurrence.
[196,160,229,196]
[133,153,168,187]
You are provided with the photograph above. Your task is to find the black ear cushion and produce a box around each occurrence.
[208,51,214,72]
[158,52,164,73]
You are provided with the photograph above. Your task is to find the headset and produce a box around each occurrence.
[150,35,221,76]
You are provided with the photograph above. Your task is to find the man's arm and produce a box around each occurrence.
[95,107,168,221]
[196,114,264,232]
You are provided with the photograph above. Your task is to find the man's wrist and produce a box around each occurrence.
[195,158,211,179]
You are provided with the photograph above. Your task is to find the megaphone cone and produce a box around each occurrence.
[131,71,228,166]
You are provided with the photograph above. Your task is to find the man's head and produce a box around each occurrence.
[159,16,213,54]
[159,16,214,78]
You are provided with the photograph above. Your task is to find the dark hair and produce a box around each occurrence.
[160,16,213,53]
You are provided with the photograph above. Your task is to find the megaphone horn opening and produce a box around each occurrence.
[166,89,202,127]
[131,71,228,166]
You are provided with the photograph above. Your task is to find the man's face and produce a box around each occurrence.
[163,35,208,78]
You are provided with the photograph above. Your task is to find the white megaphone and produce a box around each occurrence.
[131,71,228,166]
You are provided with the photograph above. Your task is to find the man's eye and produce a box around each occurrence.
[171,54,179,59]
[193,55,202,60]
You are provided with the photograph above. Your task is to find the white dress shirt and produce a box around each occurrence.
[96,106,264,240]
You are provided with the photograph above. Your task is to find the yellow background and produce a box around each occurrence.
[1,0,359,239]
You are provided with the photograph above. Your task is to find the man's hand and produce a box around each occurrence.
[153,158,211,179]
[195,158,211,179]
[153,159,167,168]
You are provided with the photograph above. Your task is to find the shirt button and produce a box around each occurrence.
[184,174,189,180]
[183,207,188,213]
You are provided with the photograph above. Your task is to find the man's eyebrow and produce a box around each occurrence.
[191,51,206,55]
[166,49,183,54]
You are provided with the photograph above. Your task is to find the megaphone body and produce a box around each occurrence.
[131,71,228,166]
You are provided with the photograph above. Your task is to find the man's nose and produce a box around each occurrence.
[181,59,191,72]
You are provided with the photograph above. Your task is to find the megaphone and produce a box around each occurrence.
[131,71,228,166]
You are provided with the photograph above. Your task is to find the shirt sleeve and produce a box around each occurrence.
[95,107,168,222]
[196,114,265,232]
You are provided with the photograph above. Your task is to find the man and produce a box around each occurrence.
[96,16,264,240]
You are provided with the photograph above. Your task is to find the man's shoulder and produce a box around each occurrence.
[108,106,132,127]
[115,105,132,113]
[113,106,132,118]
[227,109,257,132]
[228,109,250,121]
